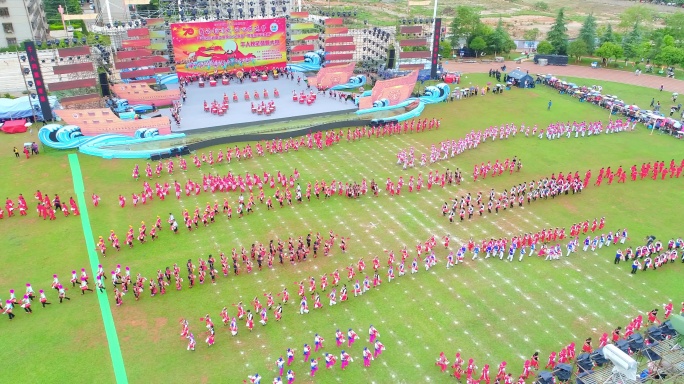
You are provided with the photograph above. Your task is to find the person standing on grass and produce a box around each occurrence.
[547,100,552,110]
[13,147,19,158]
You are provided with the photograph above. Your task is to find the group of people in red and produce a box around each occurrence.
[473,157,523,180]
[436,301,682,383]
[586,158,684,187]
[0,190,79,220]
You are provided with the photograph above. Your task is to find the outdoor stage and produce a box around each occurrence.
[164,72,359,134]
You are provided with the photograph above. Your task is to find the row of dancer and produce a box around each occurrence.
[1,269,100,320]
[242,326,383,383]
[396,123,521,169]
[124,169,299,209]
[534,119,633,140]
[1,191,79,220]
[443,173,585,223]
[473,156,523,180]
[108,232,345,306]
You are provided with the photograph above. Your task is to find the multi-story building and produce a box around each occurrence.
[0,0,48,48]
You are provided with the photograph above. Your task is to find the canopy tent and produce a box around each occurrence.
[507,69,534,88]
[0,96,59,121]
[0,119,28,134]
[443,73,460,84]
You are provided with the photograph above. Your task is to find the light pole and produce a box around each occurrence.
[429,0,438,62]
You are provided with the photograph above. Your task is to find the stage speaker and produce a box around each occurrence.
[160,152,172,160]
[180,147,190,156]
[387,47,395,69]
[170,147,181,156]
[99,72,110,96]
[150,153,161,161]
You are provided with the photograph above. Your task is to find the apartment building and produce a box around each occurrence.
[0,0,48,48]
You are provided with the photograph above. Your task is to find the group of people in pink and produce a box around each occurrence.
[1,267,100,320]
[1,190,79,220]
[241,325,383,383]
[396,122,516,169]
[535,119,635,140]
[201,89,281,117]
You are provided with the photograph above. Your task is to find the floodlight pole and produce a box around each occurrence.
[429,0,438,60]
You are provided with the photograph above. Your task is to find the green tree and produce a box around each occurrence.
[634,41,654,63]
[523,28,541,51]
[546,8,569,55]
[439,41,453,58]
[469,36,487,57]
[618,5,655,31]
[44,0,82,25]
[600,24,616,44]
[662,35,675,47]
[449,6,483,46]
[567,40,588,61]
[578,14,597,54]
[523,28,540,42]
[595,41,624,63]
[621,23,642,63]
[533,1,549,11]
[663,12,684,43]
[487,18,516,54]
[536,41,554,54]
[656,46,684,66]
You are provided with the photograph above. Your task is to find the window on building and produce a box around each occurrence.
[2,22,13,34]
[6,37,17,46]
[0,7,9,17]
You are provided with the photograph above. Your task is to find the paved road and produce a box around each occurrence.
[442,61,684,93]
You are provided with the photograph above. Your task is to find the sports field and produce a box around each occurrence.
[0,73,681,384]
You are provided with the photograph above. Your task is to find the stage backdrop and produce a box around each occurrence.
[171,18,287,77]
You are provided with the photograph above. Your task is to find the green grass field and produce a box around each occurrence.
[0,74,682,384]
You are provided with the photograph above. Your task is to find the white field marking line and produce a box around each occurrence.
[480,212,643,324]
[289,144,505,375]
[478,210,653,329]
[292,147,426,243]
[449,199,639,349]
[161,164,341,334]
[360,134,661,335]
[446,229,555,361]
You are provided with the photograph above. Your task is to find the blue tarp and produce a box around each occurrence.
[0,96,59,121]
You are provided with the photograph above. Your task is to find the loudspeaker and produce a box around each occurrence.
[99,72,110,96]
[387,47,395,69]
[160,152,172,159]
[180,147,190,156]
[150,153,161,161]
